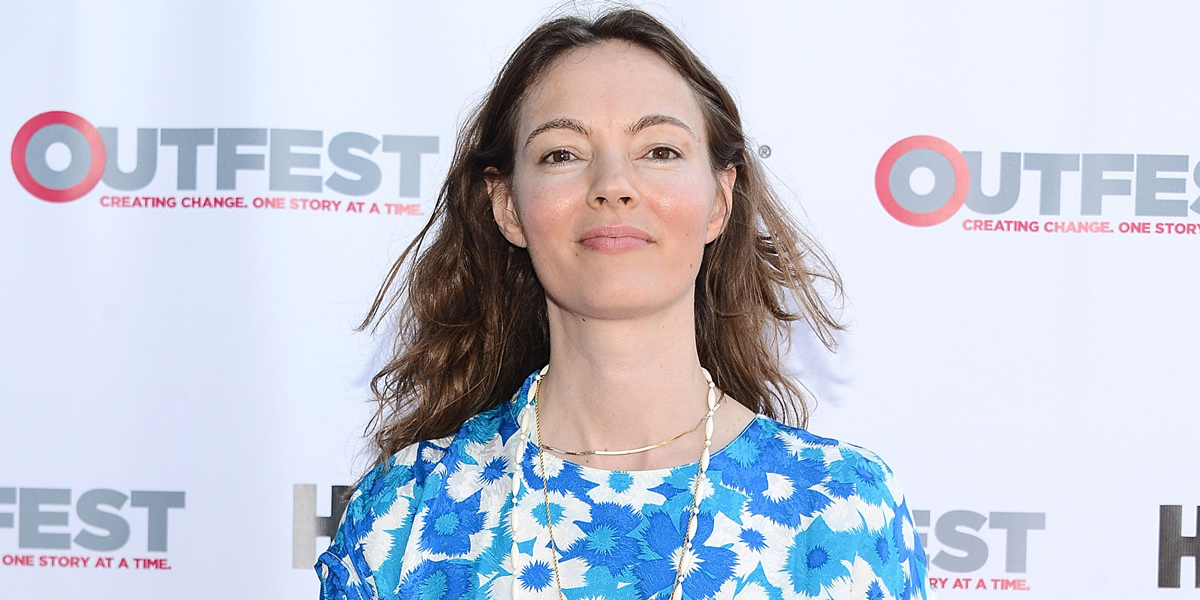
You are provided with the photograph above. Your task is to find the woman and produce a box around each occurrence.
[319,8,930,600]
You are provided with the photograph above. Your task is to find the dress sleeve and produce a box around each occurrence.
[829,444,933,600]
[316,486,380,600]
[315,447,427,600]
[885,491,934,600]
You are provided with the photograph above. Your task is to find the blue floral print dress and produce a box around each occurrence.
[318,372,931,600]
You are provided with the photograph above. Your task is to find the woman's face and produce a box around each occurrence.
[491,41,735,322]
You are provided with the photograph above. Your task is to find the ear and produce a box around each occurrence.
[486,168,528,248]
[705,165,737,243]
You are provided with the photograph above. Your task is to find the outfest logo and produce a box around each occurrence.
[1,486,184,572]
[915,509,1045,592]
[10,110,437,215]
[875,135,1200,235]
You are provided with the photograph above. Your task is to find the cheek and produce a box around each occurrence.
[511,174,581,250]
[647,175,720,237]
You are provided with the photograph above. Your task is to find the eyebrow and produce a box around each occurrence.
[522,114,698,149]
[523,118,590,149]
[627,114,697,140]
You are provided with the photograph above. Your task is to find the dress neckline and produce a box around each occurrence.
[508,369,765,476]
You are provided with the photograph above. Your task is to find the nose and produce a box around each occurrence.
[587,152,638,208]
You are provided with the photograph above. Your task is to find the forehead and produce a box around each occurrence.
[518,41,705,139]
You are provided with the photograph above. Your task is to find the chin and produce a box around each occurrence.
[553,281,694,322]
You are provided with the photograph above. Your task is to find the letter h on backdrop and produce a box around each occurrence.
[292,484,350,569]
[1159,505,1200,588]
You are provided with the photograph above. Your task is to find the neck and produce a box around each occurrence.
[535,293,714,470]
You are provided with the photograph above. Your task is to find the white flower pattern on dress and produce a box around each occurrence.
[318,372,932,600]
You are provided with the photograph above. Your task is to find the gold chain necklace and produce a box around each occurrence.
[528,366,719,600]
[539,393,723,457]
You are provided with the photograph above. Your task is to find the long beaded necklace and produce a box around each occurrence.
[525,366,720,600]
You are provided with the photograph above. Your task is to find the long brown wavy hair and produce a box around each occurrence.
[360,8,844,467]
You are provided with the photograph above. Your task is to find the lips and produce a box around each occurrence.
[579,225,653,252]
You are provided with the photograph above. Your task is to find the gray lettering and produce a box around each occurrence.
[912,509,931,551]
[963,152,1021,214]
[933,510,988,573]
[1135,154,1188,217]
[74,489,130,552]
[1159,505,1200,588]
[1022,153,1080,215]
[18,488,70,549]
[130,491,185,552]
[988,511,1045,573]
[216,128,267,190]
[0,487,13,528]
[100,128,157,190]
[269,129,323,192]
[326,132,382,196]
[292,484,350,568]
[160,129,214,190]
[887,148,957,214]
[25,124,93,190]
[1081,153,1133,215]
[382,135,439,197]
[1193,160,1200,215]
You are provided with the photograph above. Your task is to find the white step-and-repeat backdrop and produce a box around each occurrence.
[2,1,1197,598]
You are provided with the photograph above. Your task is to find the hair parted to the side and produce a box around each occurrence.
[360,8,844,466]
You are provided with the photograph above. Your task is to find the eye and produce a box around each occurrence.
[541,149,577,164]
[646,146,680,161]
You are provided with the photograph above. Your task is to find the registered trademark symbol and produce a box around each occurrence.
[758,145,771,158]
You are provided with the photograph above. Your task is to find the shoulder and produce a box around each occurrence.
[724,416,900,494]
[345,400,516,527]
[318,401,518,597]
[716,416,931,599]
[333,374,536,554]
